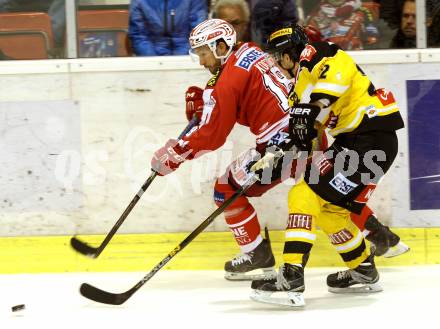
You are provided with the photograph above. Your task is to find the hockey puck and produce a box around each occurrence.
[11,304,25,312]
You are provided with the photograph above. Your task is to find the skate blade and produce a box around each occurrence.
[383,241,410,258]
[328,282,383,294]
[250,289,305,307]
[225,267,276,281]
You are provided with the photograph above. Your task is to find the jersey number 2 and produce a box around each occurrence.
[319,65,330,79]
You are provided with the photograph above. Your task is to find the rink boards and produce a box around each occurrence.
[1,228,438,274]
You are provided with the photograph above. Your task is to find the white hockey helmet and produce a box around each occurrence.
[189,19,237,60]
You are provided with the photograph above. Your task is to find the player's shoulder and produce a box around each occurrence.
[231,42,266,73]
[299,41,342,71]
[207,43,265,89]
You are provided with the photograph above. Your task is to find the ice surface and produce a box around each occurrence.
[2,266,439,329]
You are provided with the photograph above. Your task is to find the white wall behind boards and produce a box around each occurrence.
[0,55,438,236]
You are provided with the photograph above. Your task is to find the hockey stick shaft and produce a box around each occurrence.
[80,175,259,305]
[71,117,199,258]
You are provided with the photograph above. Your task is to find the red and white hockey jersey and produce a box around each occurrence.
[181,42,293,159]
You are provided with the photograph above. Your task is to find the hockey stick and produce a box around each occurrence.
[80,174,261,305]
[70,117,199,258]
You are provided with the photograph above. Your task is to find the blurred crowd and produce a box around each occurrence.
[1,0,440,59]
[127,0,440,56]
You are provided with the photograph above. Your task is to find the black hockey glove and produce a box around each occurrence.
[289,103,321,151]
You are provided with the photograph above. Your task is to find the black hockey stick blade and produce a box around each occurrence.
[78,175,261,306]
[70,237,100,258]
[80,283,133,305]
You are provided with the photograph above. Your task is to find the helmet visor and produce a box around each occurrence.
[189,45,214,63]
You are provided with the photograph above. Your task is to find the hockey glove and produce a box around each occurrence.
[185,86,204,122]
[248,146,285,181]
[289,103,321,151]
[151,139,191,176]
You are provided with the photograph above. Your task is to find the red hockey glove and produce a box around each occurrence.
[185,86,204,122]
[151,139,191,176]
[289,104,321,151]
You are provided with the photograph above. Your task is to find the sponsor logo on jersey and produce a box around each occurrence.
[300,44,317,63]
[329,229,354,245]
[329,172,358,195]
[376,88,396,106]
[313,152,333,175]
[268,131,290,147]
[365,105,378,118]
[287,214,312,230]
[236,48,265,71]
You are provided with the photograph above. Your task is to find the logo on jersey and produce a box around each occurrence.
[329,173,358,195]
[365,105,378,118]
[329,229,354,245]
[376,88,396,106]
[313,153,333,175]
[300,45,317,63]
[236,48,265,71]
[268,131,290,147]
[287,214,312,231]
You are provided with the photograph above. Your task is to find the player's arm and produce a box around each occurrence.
[289,47,355,149]
[151,86,237,175]
[181,86,237,157]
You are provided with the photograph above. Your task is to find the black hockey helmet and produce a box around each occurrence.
[266,24,309,63]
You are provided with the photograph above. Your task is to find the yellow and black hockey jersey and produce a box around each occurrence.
[288,42,404,136]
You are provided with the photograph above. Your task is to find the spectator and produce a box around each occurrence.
[390,0,416,48]
[379,0,405,30]
[211,0,251,42]
[128,0,207,56]
[251,0,298,46]
[306,0,380,50]
[428,2,440,47]
[0,0,65,51]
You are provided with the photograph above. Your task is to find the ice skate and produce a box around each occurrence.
[327,255,383,293]
[250,264,305,307]
[224,228,276,281]
[365,215,410,258]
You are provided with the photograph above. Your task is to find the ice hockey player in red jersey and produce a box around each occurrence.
[152,18,294,280]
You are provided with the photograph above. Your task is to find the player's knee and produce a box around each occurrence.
[214,178,251,217]
[288,180,320,214]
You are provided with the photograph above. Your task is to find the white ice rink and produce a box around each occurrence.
[2,266,439,329]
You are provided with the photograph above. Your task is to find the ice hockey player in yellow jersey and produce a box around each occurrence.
[250,24,405,307]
